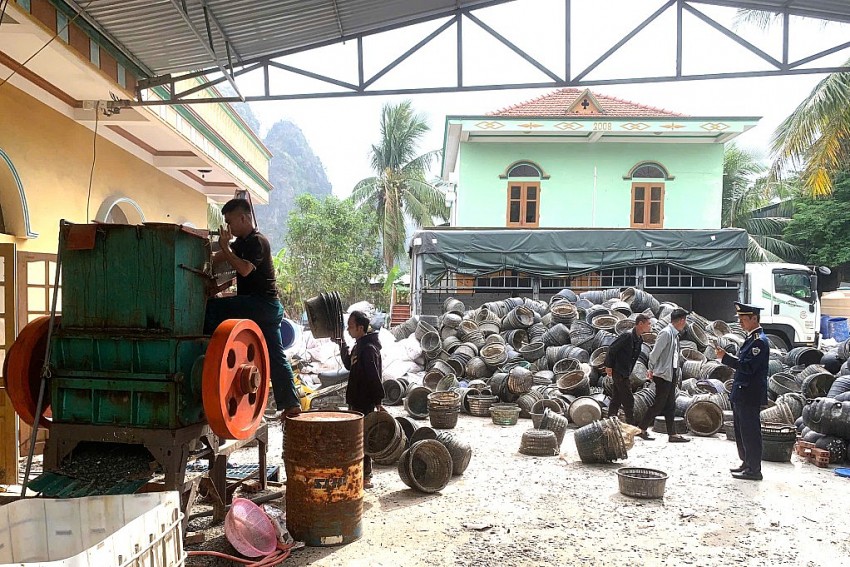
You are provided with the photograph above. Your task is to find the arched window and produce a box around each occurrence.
[499,160,549,180]
[498,161,549,227]
[508,163,541,178]
[632,164,665,178]
[96,196,146,224]
[623,161,674,180]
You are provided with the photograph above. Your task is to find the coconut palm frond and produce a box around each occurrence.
[401,178,449,225]
[740,216,792,236]
[770,66,850,197]
[353,100,446,269]
[351,177,381,207]
[746,237,784,262]
[733,9,781,30]
[749,234,804,263]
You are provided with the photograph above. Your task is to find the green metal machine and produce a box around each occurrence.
[7,222,270,499]
[53,223,209,428]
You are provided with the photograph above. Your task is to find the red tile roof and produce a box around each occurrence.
[489,88,686,118]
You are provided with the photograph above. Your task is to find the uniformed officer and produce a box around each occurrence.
[715,302,769,481]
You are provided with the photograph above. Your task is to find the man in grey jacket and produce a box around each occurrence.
[638,308,690,442]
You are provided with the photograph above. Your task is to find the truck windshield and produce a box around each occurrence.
[773,270,814,303]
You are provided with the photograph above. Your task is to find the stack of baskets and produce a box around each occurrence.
[427,391,461,429]
[574,417,628,464]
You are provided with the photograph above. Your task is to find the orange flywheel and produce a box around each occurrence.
[202,319,270,440]
[5,315,58,429]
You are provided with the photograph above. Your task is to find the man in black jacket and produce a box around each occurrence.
[337,311,385,489]
[604,314,651,426]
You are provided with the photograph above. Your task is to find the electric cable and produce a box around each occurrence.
[0,0,95,91]
[85,108,99,222]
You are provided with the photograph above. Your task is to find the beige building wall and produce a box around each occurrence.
[0,83,208,253]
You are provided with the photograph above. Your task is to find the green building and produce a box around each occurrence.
[441,88,758,230]
[410,89,759,318]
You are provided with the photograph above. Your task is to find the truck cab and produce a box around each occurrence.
[743,262,820,349]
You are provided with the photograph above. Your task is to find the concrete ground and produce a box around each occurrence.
[187,406,849,567]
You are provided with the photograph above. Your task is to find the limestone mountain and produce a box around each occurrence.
[230,101,333,252]
[256,120,333,252]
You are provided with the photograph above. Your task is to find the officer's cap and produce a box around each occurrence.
[734,302,762,316]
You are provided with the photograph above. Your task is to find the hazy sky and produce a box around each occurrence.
[237,0,850,197]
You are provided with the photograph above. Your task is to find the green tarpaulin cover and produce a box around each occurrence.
[413,228,748,286]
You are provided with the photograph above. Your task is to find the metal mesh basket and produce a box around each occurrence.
[616,467,668,499]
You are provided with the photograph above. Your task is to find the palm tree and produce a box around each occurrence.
[352,101,448,269]
[722,144,803,262]
[735,9,850,197]
[769,71,850,197]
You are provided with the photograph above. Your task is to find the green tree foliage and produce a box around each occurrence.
[207,202,224,231]
[784,174,850,267]
[279,194,382,315]
[735,9,850,197]
[722,144,802,262]
[352,100,448,269]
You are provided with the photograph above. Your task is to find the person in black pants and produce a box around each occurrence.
[336,311,385,489]
[604,314,652,425]
[204,198,301,418]
[715,302,769,481]
[640,308,690,442]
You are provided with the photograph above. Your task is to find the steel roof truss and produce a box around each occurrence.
[123,0,850,107]
[463,10,561,83]
[166,0,244,100]
[683,2,782,68]
[362,16,457,90]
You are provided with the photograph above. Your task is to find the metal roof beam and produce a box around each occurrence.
[682,2,783,69]
[573,0,676,83]
[118,65,849,109]
[166,0,244,100]
[362,17,456,89]
[464,9,561,83]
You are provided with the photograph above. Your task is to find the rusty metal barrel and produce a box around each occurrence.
[284,411,364,546]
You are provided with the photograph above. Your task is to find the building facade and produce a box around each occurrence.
[441,88,757,230]
[0,0,273,481]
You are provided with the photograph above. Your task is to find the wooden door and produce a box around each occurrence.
[16,252,60,458]
[0,243,17,483]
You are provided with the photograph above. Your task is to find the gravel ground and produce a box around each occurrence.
[186,406,849,567]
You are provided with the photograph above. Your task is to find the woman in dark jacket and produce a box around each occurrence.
[337,310,384,488]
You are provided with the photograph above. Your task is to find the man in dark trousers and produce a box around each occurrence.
[640,308,691,443]
[337,311,385,489]
[604,313,652,427]
[204,198,301,418]
[716,302,769,481]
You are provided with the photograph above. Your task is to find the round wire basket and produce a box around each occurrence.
[616,467,668,499]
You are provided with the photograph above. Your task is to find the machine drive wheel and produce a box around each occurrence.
[202,319,270,440]
[5,315,58,428]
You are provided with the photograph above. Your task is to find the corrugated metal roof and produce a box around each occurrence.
[72,0,850,78]
[77,0,513,76]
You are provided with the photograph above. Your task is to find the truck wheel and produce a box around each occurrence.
[766,333,789,351]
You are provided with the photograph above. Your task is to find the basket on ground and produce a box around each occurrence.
[616,467,668,499]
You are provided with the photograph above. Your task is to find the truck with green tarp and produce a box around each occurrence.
[408,227,748,322]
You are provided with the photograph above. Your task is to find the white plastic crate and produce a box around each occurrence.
[0,492,185,566]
